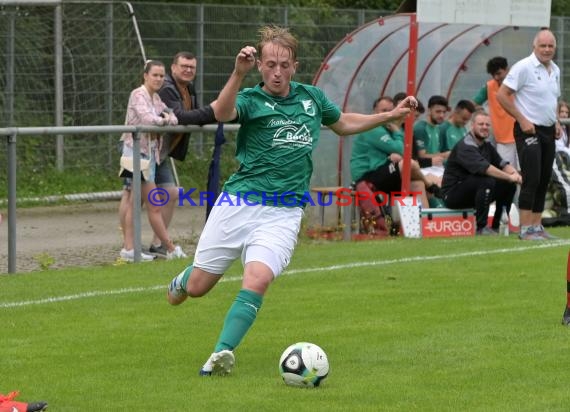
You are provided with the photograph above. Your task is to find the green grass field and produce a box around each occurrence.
[2,231,570,411]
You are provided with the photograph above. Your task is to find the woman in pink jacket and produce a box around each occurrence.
[118,60,186,262]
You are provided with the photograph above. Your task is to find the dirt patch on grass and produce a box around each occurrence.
[0,201,206,273]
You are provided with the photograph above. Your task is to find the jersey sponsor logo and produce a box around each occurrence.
[268,118,295,127]
[273,123,312,147]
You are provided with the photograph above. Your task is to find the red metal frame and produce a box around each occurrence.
[445,27,511,98]
[415,25,479,92]
[401,13,418,194]
[379,23,445,98]
[312,15,514,197]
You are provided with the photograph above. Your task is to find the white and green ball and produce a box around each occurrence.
[279,342,329,388]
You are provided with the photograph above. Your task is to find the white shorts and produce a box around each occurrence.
[496,142,519,171]
[194,193,303,277]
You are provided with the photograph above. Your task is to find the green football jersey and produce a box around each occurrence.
[472,85,488,105]
[350,126,404,182]
[439,120,467,152]
[223,81,341,207]
[413,119,440,154]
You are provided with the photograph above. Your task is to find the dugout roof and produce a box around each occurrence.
[311,14,538,188]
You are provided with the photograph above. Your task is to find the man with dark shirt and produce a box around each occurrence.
[149,51,216,256]
[441,111,522,235]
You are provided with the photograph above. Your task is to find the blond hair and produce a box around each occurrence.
[257,25,298,61]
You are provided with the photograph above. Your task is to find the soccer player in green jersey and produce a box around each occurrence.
[439,100,476,153]
[413,95,449,169]
[166,25,418,376]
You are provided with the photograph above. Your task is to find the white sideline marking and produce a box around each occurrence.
[2,240,569,309]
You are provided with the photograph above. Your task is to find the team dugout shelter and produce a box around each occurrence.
[310,13,540,191]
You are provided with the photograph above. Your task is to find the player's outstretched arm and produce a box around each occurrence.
[330,96,417,136]
[214,46,257,123]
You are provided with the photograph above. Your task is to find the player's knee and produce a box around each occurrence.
[242,268,273,294]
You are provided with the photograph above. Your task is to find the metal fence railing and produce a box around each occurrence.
[2,2,570,193]
[0,123,238,273]
[5,119,570,273]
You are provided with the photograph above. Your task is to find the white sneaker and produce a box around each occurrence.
[199,350,235,376]
[119,248,155,262]
[166,245,187,260]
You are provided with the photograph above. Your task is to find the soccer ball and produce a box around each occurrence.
[279,342,329,388]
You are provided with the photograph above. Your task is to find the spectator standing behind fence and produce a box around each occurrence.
[146,52,217,258]
[556,100,570,153]
[441,111,522,235]
[545,101,570,226]
[496,28,562,240]
[165,25,418,376]
[118,60,187,261]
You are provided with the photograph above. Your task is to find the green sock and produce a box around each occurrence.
[214,289,263,352]
[172,264,192,292]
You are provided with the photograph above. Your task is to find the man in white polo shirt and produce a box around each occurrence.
[497,28,562,241]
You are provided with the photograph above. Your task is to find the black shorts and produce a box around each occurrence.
[359,161,401,193]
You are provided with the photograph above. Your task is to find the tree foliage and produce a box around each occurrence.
[552,0,570,16]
